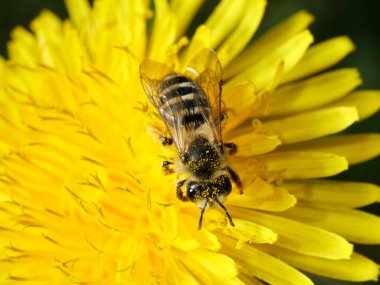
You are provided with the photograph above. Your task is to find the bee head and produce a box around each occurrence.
[186,175,234,230]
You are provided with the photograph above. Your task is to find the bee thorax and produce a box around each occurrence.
[182,137,221,179]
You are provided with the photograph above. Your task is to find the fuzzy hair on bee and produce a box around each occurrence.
[140,49,242,230]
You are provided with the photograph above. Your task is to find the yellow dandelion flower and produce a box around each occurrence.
[0,0,379,284]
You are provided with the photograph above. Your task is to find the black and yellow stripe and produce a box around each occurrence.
[158,74,211,130]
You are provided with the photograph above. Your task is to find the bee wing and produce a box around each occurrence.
[139,60,188,153]
[139,59,173,107]
[184,49,223,141]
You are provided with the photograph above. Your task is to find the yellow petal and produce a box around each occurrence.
[167,259,199,285]
[225,10,315,79]
[221,219,278,249]
[220,278,247,285]
[233,133,281,156]
[182,25,211,65]
[281,36,355,83]
[231,208,353,259]
[67,0,150,69]
[123,0,151,59]
[181,249,238,284]
[165,213,221,251]
[282,133,380,165]
[227,177,296,212]
[190,226,221,252]
[284,179,380,208]
[263,107,359,144]
[30,11,65,70]
[8,27,37,65]
[227,30,314,90]
[282,205,380,244]
[149,0,176,60]
[259,245,379,282]
[182,0,248,62]
[330,90,380,121]
[228,187,296,212]
[220,236,314,285]
[223,82,269,133]
[161,206,178,238]
[217,0,266,67]
[65,0,90,29]
[223,81,257,113]
[269,68,362,117]
[170,0,203,37]
[238,274,266,285]
[204,0,246,49]
[256,151,348,179]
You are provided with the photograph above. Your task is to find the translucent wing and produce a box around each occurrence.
[184,49,223,141]
[139,59,173,107]
[140,59,188,153]
[140,49,223,154]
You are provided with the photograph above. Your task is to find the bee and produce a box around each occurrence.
[139,49,242,230]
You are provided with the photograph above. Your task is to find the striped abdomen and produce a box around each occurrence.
[158,74,211,130]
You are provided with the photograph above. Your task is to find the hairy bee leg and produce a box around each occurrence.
[176,179,188,201]
[223,142,238,155]
[161,136,173,146]
[146,124,172,146]
[223,166,243,194]
[161,160,174,175]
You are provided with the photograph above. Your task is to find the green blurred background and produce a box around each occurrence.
[0,1,379,284]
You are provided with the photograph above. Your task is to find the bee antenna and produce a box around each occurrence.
[214,198,235,227]
[198,199,209,230]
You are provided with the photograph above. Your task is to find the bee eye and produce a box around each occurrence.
[186,182,204,202]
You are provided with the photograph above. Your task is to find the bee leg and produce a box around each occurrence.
[176,179,188,201]
[223,142,238,155]
[147,124,172,146]
[214,112,227,127]
[161,136,173,146]
[223,166,243,194]
[161,160,174,175]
